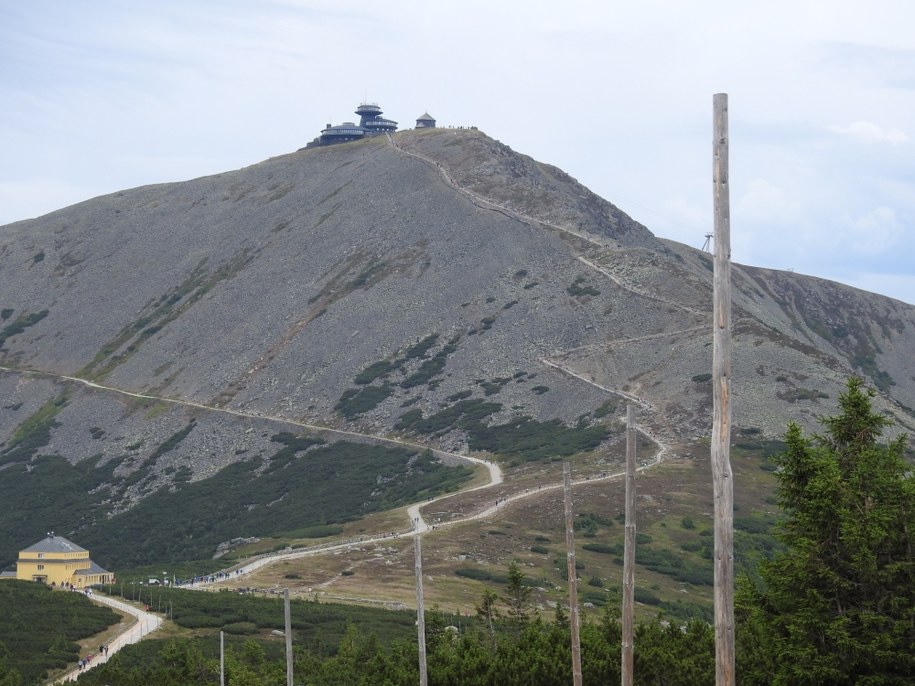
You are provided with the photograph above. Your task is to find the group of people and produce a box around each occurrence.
[77,645,109,671]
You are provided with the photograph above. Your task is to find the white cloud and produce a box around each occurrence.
[828,121,909,144]
[846,206,903,255]
[735,178,802,225]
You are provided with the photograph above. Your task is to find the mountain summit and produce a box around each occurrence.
[1,127,913,567]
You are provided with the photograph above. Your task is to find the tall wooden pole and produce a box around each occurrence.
[284,588,294,686]
[563,462,583,686]
[220,630,225,686]
[415,535,429,686]
[712,92,735,685]
[622,404,636,686]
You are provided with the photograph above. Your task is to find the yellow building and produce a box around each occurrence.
[7,534,114,588]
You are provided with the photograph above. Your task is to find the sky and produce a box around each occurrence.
[2,0,913,305]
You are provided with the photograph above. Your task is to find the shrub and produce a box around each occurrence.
[634,588,662,605]
[455,567,493,581]
[223,622,258,635]
[582,542,623,555]
[355,360,394,385]
[567,276,600,296]
[335,385,394,418]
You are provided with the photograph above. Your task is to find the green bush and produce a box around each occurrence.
[582,542,623,555]
[634,588,662,605]
[567,276,600,296]
[354,360,394,385]
[455,567,493,581]
[0,309,49,348]
[335,385,394,418]
[636,548,713,586]
[223,621,258,635]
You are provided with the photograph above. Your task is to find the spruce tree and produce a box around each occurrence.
[503,560,532,624]
[738,378,915,684]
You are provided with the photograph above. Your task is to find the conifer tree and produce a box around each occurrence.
[738,378,915,684]
[503,560,533,624]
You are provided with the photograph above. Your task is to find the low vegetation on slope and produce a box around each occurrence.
[0,580,119,685]
[0,432,472,571]
[70,582,715,686]
[396,398,611,463]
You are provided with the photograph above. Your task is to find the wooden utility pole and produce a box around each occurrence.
[712,91,735,685]
[622,404,636,686]
[220,630,225,686]
[284,588,294,686]
[563,462,583,686]
[415,535,429,686]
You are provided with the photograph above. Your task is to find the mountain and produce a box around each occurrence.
[1,127,913,570]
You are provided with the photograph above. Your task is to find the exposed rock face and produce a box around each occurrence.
[1,127,913,556]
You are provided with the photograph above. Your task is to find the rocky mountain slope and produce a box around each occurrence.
[1,127,913,567]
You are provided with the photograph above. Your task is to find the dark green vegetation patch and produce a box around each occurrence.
[396,398,611,462]
[567,276,601,297]
[338,334,462,417]
[0,580,119,684]
[0,308,49,349]
[335,385,394,418]
[0,433,471,570]
[105,585,416,646]
[71,585,718,686]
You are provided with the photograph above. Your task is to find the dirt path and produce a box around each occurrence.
[386,134,707,319]
[0,365,483,475]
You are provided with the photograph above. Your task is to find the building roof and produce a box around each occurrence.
[21,535,87,555]
[74,560,112,576]
[417,112,435,121]
[0,570,16,578]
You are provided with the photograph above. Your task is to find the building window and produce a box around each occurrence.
[37,564,44,570]
[37,553,44,559]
